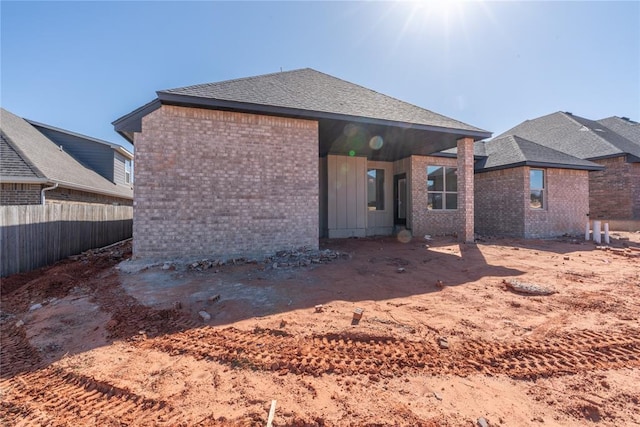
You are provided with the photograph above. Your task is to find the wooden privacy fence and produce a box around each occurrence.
[0,203,133,277]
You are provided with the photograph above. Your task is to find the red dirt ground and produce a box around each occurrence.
[1,232,639,426]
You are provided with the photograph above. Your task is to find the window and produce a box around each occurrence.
[125,159,132,184]
[367,169,385,210]
[427,166,457,210]
[530,169,544,209]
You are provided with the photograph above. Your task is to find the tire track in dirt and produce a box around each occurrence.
[136,326,640,380]
[0,323,43,378]
[0,367,182,426]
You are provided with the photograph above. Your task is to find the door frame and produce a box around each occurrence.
[393,173,407,226]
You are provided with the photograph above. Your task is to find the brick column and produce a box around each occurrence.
[457,137,475,242]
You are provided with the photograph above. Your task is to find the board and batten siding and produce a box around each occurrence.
[327,155,367,238]
[0,203,132,277]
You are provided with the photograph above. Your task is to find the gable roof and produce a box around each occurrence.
[114,68,490,143]
[0,108,133,200]
[596,116,640,145]
[498,111,640,162]
[475,135,603,173]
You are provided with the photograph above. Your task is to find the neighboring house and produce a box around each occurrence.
[499,112,640,227]
[113,68,490,260]
[27,119,134,188]
[1,108,133,206]
[472,135,602,238]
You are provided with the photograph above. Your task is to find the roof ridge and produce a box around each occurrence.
[0,129,46,179]
[309,69,479,130]
[159,67,313,94]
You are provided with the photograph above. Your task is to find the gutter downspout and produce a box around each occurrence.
[41,182,59,205]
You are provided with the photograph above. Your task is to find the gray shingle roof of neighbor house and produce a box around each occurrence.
[113,68,491,143]
[0,132,44,179]
[0,108,133,200]
[498,111,640,162]
[596,116,640,145]
[474,135,604,173]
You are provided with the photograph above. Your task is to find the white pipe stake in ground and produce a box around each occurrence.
[266,400,277,427]
[585,221,590,241]
[604,223,610,245]
[593,221,602,244]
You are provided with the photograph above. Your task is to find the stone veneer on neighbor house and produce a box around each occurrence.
[589,156,640,222]
[133,105,319,260]
[475,167,589,238]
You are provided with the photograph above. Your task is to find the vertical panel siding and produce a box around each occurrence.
[0,204,133,277]
[34,126,115,182]
[327,155,367,237]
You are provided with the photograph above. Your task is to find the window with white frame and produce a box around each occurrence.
[125,159,132,184]
[427,166,457,210]
[530,169,544,209]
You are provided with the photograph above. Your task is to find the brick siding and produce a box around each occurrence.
[475,167,589,238]
[411,155,461,236]
[133,105,319,260]
[589,156,640,221]
[524,168,589,238]
[0,183,42,205]
[475,167,526,237]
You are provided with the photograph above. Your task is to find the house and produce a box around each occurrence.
[1,108,133,206]
[27,119,134,188]
[499,112,640,228]
[113,68,491,260]
[471,135,602,238]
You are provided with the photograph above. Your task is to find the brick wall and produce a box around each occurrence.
[133,105,319,260]
[411,155,461,236]
[46,187,132,206]
[475,167,590,238]
[474,167,526,237]
[0,183,42,205]
[589,156,639,220]
[524,168,589,238]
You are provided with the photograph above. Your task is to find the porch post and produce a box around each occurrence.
[457,137,475,242]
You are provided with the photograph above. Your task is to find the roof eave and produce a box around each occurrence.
[476,160,604,174]
[156,92,492,140]
[112,99,162,144]
[0,176,50,184]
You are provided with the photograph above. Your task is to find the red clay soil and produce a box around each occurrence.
[1,233,639,426]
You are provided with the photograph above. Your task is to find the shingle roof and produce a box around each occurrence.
[157,68,489,135]
[498,111,640,161]
[0,132,44,179]
[475,135,603,172]
[596,116,640,145]
[0,108,133,200]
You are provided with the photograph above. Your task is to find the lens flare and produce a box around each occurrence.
[397,229,412,243]
[369,135,384,150]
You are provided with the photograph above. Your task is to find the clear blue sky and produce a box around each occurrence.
[2,1,639,152]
